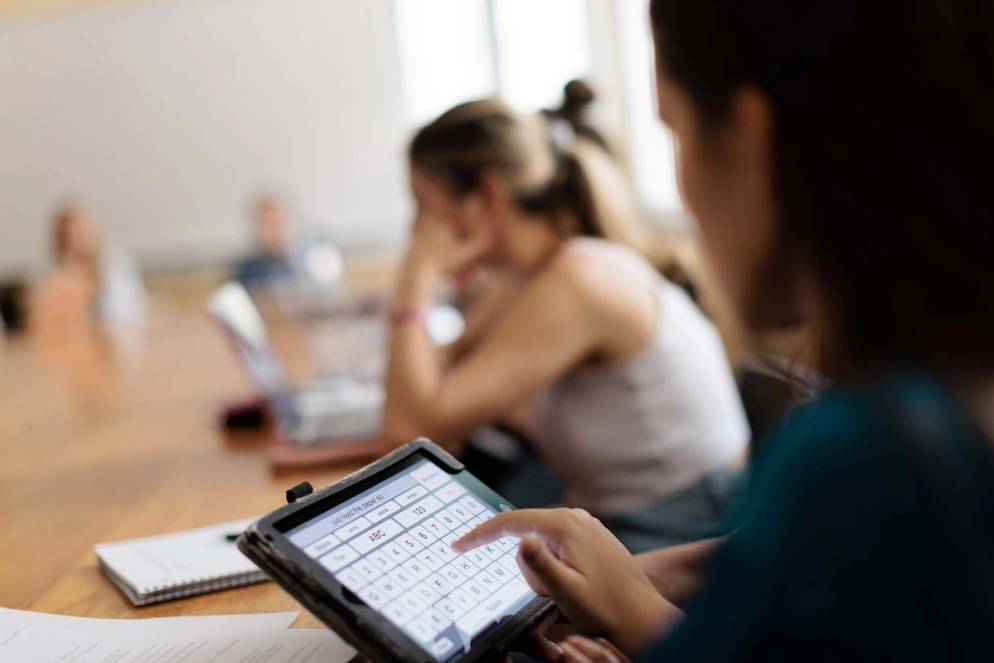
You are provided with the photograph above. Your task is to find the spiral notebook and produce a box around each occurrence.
[94,517,268,606]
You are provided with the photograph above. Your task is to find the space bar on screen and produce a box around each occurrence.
[456,579,532,636]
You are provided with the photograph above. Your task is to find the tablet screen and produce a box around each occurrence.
[284,460,535,661]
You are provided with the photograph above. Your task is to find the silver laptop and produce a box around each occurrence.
[209,282,383,446]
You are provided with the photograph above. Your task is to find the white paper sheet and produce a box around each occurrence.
[0,607,299,632]
[0,625,355,662]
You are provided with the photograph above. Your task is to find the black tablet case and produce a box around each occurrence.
[238,438,554,663]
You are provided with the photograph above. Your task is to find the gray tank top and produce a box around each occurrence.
[531,277,750,515]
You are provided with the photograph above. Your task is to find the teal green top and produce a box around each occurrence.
[641,374,994,661]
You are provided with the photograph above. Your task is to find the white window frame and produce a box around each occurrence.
[584,0,687,227]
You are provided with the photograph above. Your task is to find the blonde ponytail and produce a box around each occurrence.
[545,82,687,276]
[558,102,751,361]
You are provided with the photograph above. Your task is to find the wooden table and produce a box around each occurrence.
[0,259,396,627]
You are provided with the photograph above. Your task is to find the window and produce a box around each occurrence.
[490,0,591,112]
[392,0,497,127]
[392,0,591,126]
[616,0,681,214]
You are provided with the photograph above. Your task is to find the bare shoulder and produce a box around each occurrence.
[543,239,657,303]
[531,239,660,345]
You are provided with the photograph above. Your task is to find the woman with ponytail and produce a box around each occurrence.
[381,87,750,552]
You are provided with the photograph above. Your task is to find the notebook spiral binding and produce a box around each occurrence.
[137,570,268,605]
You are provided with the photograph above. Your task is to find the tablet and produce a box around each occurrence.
[238,439,553,663]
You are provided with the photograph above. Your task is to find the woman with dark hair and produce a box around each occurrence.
[454,0,994,660]
[382,86,750,553]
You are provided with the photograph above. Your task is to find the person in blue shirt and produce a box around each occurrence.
[453,0,994,660]
[233,195,300,289]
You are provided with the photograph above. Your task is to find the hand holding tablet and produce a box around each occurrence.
[454,507,676,656]
[238,440,553,663]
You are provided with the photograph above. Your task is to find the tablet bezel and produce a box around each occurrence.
[238,439,554,663]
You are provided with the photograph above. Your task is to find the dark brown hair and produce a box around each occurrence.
[651,0,994,376]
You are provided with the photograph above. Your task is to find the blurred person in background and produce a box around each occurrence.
[30,201,145,411]
[234,195,301,289]
[34,201,146,330]
[381,86,750,553]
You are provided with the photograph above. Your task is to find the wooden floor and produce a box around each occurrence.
[0,260,395,627]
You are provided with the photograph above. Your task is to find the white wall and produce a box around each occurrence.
[0,0,412,277]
